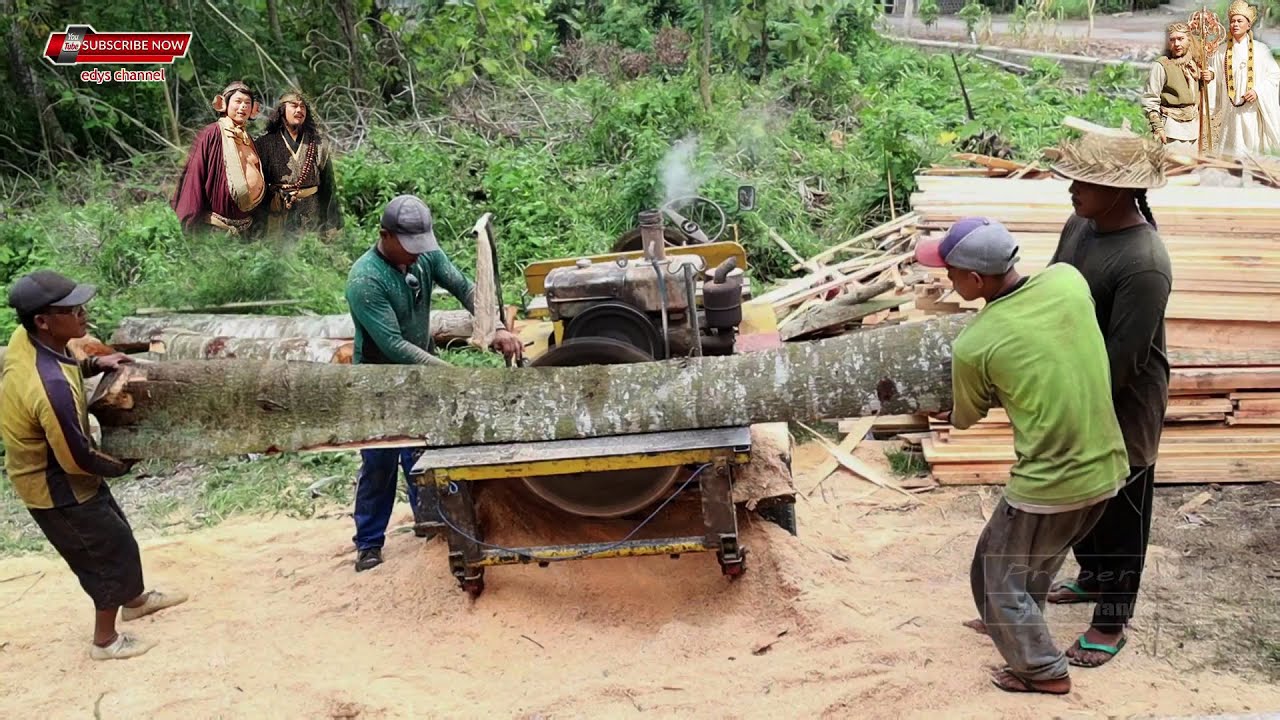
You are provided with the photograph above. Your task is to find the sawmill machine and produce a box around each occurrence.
[410,208,797,597]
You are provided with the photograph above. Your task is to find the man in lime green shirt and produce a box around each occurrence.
[916,217,1128,695]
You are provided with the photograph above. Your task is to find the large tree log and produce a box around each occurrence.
[91,316,971,460]
[152,331,354,364]
[108,310,476,347]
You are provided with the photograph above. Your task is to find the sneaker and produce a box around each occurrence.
[90,632,154,661]
[355,547,383,572]
[121,590,190,622]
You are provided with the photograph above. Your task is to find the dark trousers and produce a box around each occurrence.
[1069,465,1156,633]
[28,487,145,610]
[352,448,438,551]
[971,498,1107,680]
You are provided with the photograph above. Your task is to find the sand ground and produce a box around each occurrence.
[1,441,1277,719]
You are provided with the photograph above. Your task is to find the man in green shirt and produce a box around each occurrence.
[347,194,522,572]
[916,217,1128,695]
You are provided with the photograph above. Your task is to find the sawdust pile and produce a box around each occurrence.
[1,442,1278,718]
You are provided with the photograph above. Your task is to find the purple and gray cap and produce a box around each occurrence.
[380,195,440,254]
[914,217,1020,275]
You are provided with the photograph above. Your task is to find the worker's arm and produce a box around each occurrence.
[426,250,476,315]
[949,349,994,431]
[348,277,447,366]
[1104,269,1171,392]
[35,377,132,476]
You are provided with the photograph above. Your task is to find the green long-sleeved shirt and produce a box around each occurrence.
[1050,215,1172,467]
[951,263,1128,509]
[346,247,475,365]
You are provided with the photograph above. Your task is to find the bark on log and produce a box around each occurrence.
[152,331,354,364]
[91,315,971,460]
[109,310,476,347]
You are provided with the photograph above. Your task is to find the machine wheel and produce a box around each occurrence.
[718,550,748,579]
[461,576,485,598]
[757,501,797,536]
[564,302,663,360]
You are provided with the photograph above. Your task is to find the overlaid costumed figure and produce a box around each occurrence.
[1142,22,1213,154]
[254,90,343,238]
[1208,0,1280,156]
[171,81,267,236]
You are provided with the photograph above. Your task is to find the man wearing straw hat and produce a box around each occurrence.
[917,219,1128,695]
[1043,119,1173,670]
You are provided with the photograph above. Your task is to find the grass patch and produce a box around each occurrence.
[885,448,929,478]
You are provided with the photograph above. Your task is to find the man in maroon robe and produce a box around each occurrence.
[171,81,267,236]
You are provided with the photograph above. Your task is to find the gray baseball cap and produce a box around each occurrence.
[8,270,97,315]
[380,195,439,254]
[915,217,1020,275]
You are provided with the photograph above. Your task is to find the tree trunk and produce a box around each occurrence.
[152,331,354,363]
[756,0,768,82]
[109,310,475,348]
[699,0,713,111]
[2,0,72,163]
[91,315,970,460]
[265,0,298,80]
[336,0,365,91]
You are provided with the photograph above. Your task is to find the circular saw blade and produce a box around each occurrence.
[521,338,681,518]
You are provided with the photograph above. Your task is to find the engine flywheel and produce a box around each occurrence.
[521,338,681,518]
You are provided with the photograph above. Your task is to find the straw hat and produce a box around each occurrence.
[1042,117,1168,189]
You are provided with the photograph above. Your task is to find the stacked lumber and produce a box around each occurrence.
[906,158,1280,486]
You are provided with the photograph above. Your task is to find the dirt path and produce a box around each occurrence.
[1,442,1277,718]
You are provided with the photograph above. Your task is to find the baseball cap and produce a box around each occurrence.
[915,217,1020,275]
[380,195,439,254]
[8,270,97,315]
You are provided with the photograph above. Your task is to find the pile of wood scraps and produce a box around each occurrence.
[764,214,925,342]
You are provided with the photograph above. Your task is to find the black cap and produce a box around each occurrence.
[380,195,439,254]
[7,270,97,315]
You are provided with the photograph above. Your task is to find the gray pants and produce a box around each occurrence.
[971,498,1107,681]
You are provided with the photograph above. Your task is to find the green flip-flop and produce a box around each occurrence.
[1048,580,1100,605]
[1068,634,1127,668]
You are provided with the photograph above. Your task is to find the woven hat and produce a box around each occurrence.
[1042,117,1168,189]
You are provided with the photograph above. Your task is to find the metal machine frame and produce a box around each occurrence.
[410,426,753,597]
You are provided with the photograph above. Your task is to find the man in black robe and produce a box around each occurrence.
[254,91,342,237]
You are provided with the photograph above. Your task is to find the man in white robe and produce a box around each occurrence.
[1208,0,1280,157]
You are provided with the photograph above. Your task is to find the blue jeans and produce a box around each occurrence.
[352,448,439,551]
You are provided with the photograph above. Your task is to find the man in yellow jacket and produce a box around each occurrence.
[2,271,187,660]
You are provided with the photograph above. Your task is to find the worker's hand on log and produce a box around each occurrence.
[491,329,524,362]
[1243,90,1258,104]
[95,353,135,372]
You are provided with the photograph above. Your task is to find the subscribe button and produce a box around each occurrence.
[44,25,192,65]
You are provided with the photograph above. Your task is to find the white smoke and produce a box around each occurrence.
[659,135,707,207]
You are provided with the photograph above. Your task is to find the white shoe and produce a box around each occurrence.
[121,589,189,621]
[90,632,154,661]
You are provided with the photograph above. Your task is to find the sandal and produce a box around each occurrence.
[1067,634,1127,668]
[1047,579,1100,605]
[990,668,1071,695]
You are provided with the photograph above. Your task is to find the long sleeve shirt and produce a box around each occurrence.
[346,246,476,365]
[1050,215,1172,467]
[950,264,1128,510]
[0,327,130,509]
[1141,59,1200,142]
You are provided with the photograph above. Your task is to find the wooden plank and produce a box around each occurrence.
[1171,367,1280,393]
